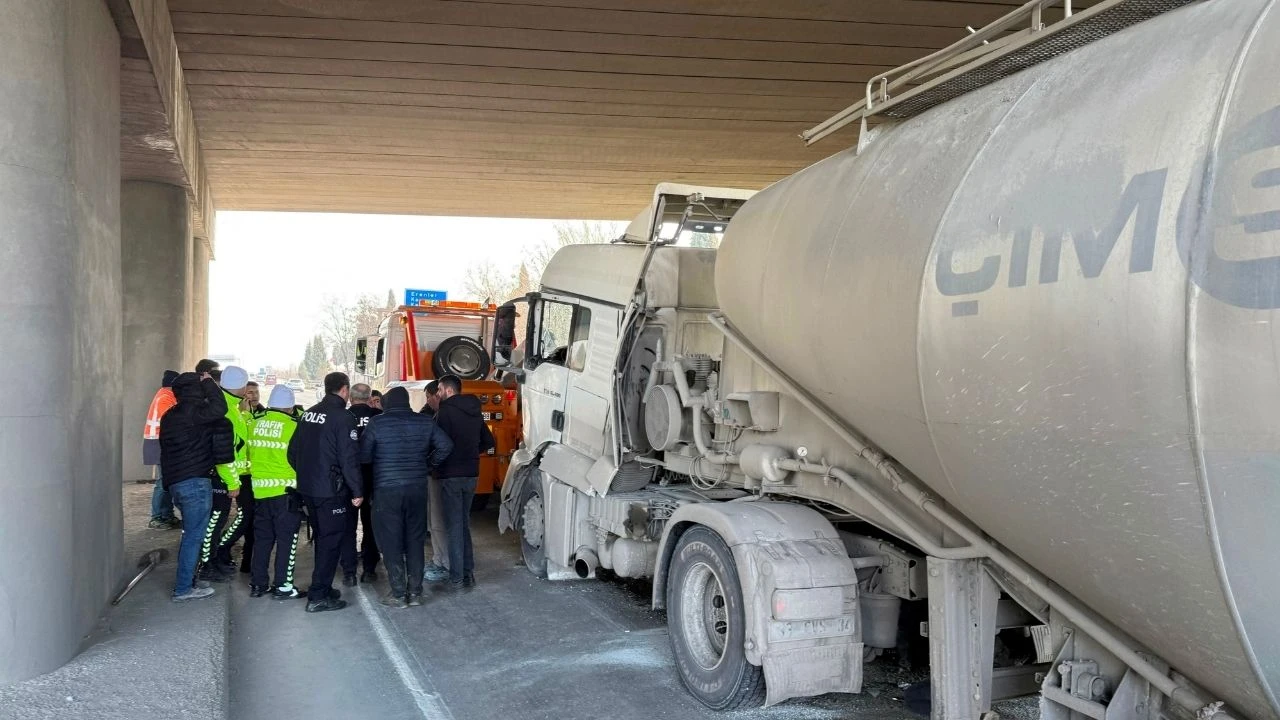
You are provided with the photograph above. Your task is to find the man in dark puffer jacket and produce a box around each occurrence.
[160,372,230,602]
[359,386,452,607]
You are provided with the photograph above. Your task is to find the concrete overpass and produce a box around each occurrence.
[3,0,1037,686]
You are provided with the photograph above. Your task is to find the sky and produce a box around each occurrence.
[208,211,612,371]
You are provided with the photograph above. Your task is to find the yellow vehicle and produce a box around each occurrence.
[355,300,521,507]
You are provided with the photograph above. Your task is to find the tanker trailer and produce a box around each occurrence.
[499,1,1280,718]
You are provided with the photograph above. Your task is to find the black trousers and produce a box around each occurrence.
[216,475,254,568]
[304,494,349,601]
[359,499,380,574]
[251,495,302,589]
[371,485,427,597]
[202,482,231,566]
[340,497,358,577]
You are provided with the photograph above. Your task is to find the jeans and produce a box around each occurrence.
[371,485,427,597]
[439,476,477,583]
[150,472,175,521]
[169,477,213,594]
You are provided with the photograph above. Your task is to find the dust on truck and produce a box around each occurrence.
[497,1,1280,718]
[356,300,521,504]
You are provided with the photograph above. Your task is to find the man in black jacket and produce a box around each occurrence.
[288,371,363,613]
[347,383,382,584]
[160,372,229,602]
[434,374,495,588]
[361,386,453,607]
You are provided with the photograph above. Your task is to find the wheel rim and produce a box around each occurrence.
[521,492,544,550]
[679,561,730,670]
[446,345,481,376]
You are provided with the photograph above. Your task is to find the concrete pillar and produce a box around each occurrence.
[0,0,123,684]
[121,181,191,482]
[189,237,211,365]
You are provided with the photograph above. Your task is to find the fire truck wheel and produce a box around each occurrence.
[666,526,765,710]
[432,335,491,381]
[516,477,547,579]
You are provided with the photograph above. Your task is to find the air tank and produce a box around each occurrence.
[715,1,1280,718]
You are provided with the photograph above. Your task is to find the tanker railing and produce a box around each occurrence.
[802,0,1200,148]
[704,311,1238,720]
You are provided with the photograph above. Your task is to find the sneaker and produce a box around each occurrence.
[422,563,449,583]
[166,517,184,530]
[380,593,408,609]
[343,573,357,588]
[462,573,476,588]
[173,586,215,602]
[216,562,237,576]
[360,570,378,583]
[406,593,424,607]
[249,585,268,598]
[148,518,171,529]
[305,597,348,613]
[271,585,300,600]
[192,580,212,590]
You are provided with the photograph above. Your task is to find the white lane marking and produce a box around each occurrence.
[355,586,453,720]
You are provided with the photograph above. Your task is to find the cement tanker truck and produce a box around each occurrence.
[497,1,1280,718]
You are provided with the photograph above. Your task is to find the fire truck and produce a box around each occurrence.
[355,299,522,507]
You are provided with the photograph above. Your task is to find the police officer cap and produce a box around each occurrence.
[267,385,295,410]
[220,365,249,391]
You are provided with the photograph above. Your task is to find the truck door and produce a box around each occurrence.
[522,296,577,447]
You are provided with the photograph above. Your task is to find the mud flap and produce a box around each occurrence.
[735,537,865,707]
[763,641,864,707]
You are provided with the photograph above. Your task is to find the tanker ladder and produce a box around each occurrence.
[707,312,1239,720]
[801,0,1201,149]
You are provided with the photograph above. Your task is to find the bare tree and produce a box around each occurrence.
[319,294,387,373]
[461,261,519,304]
[460,221,624,303]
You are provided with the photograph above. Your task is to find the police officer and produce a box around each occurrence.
[288,371,363,613]
[347,383,381,584]
[200,366,248,582]
[247,385,304,599]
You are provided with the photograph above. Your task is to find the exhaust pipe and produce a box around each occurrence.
[574,548,599,579]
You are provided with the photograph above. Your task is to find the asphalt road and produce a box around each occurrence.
[224,507,1038,720]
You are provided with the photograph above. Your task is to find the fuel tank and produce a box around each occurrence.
[715,1,1280,717]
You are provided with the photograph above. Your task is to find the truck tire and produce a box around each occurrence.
[666,526,765,710]
[431,335,491,381]
[516,476,547,578]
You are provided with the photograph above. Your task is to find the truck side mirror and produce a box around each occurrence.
[354,338,368,374]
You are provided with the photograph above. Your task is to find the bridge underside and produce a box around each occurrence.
[164,0,1031,219]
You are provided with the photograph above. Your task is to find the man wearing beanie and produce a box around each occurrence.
[360,386,452,607]
[289,371,364,613]
[247,385,305,599]
[160,371,229,601]
[200,365,249,583]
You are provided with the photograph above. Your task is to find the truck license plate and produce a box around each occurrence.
[767,616,855,643]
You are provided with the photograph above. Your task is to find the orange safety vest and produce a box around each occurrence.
[143,387,177,440]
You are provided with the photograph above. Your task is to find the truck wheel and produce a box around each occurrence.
[432,335,491,381]
[666,526,765,710]
[516,477,547,578]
